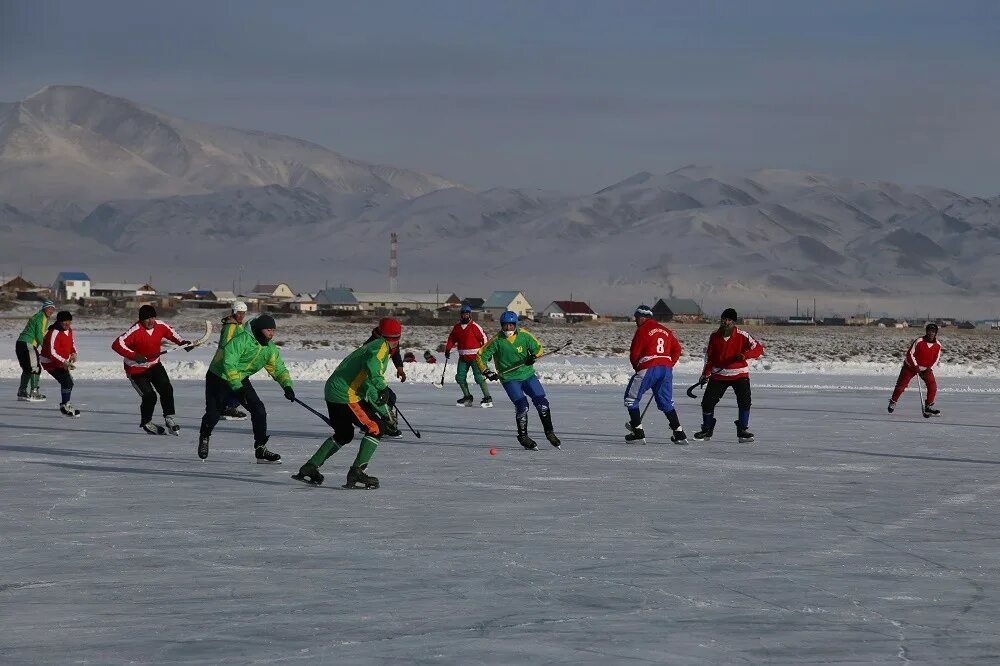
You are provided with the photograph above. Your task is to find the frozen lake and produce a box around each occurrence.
[3,375,1000,663]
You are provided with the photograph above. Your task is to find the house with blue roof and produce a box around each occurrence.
[483,290,533,320]
[52,272,91,301]
[314,287,360,312]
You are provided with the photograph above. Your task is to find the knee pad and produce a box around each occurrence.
[531,396,550,410]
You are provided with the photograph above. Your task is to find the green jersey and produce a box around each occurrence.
[211,315,246,365]
[476,328,543,382]
[324,337,392,407]
[208,325,292,390]
[17,310,48,347]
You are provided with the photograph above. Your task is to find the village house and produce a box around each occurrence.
[314,287,360,313]
[483,291,533,320]
[352,291,461,313]
[251,283,296,299]
[651,298,703,323]
[539,300,599,322]
[52,272,91,301]
[89,282,157,299]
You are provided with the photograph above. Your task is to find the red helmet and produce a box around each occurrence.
[378,317,402,339]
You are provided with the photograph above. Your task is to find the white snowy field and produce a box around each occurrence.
[3,313,1000,382]
[4,374,1000,664]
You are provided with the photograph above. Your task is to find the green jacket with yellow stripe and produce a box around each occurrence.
[324,337,392,410]
[17,310,49,347]
[476,328,543,382]
[208,325,292,390]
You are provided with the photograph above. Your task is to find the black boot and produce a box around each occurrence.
[625,424,646,444]
[735,420,755,443]
[198,433,210,459]
[537,407,561,448]
[383,410,403,439]
[923,402,941,418]
[693,415,716,441]
[344,465,379,489]
[516,411,537,450]
[670,428,688,444]
[222,406,248,420]
[292,462,324,486]
[254,435,281,464]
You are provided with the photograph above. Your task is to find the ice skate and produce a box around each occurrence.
[544,430,562,448]
[735,421,755,443]
[164,415,180,436]
[923,402,941,418]
[59,402,81,417]
[693,428,713,441]
[456,395,474,407]
[17,390,30,401]
[624,423,646,444]
[292,463,324,486]
[221,406,248,421]
[254,439,281,464]
[344,465,379,489]
[383,411,403,439]
[538,408,560,448]
[480,396,493,408]
[28,388,46,402]
[887,400,896,414]
[197,434,210,460]
[141,421,167,435]
[670,428,688,445]
[516,433,538,450]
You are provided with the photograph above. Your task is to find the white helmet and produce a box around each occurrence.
[232,301,248,314]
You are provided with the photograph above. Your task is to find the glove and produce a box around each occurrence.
[377,387,397,407]
[283,386,295,401]
[485,370,499,381]
[180,340,193,351]
[698,376,709,386]
[396,367,407,382]
[133,353,148,363]
[524,353,536,366]
[445,350,451,359]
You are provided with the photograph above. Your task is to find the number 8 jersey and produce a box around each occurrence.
[629,318,682,371]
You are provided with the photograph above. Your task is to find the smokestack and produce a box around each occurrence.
[389,232,398,294]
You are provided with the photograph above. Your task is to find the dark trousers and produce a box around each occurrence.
[701,377,753,430]
[200,371,267,444]
[46,367,74,403]
[701,377,752,412]
[128,363,176,425]
[327,400,387,444]
[15,341,40,392]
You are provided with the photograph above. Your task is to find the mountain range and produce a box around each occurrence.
[2,85,999,317]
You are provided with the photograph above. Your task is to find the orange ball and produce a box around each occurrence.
[489,447,497,456]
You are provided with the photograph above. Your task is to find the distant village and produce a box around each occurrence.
[0,271,997,329]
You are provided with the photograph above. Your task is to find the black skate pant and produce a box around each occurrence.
[327,400,387,445]
[129,363,176,425]
[201,372,267,445]
[701,377,752,413]
[46,367,74,403]
[15,341,40,392]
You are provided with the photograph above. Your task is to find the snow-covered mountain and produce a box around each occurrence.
[2,86,999,316]
[0,85,459,213]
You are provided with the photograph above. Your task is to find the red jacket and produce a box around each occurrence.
[445,321,488,361]
[111,320,184,376]
[904,336,941,372]
[629,318,682,371]
[40,324,76,371]
[701,326,764,381]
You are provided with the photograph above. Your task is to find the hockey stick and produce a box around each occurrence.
[394,405,421,438]
[154,320,213,358]
[432,356,449,389]
[640,394,655,420]
[496,340,573,376]
[294,397,334,428]
[686,377,707,399]
[916,370,926,417]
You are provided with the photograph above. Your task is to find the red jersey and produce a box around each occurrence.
[445,321,488,361]
[904,336,941,372]
[111,320,184,376]
[40,324,76,371]
[629,318,682,370]
[701,326,764,381]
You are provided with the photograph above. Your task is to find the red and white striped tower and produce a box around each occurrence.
[389,232,398,293]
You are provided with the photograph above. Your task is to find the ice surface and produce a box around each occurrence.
[4,372,1000,663]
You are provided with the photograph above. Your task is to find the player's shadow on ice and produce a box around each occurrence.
[0,442,179,464]
[26,460,287,486]
[826,449,1000,466]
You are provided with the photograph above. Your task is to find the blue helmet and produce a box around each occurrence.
[499,310,519,327]
[460,304,473,314]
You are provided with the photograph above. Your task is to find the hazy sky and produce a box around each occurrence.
[3,0,999,195]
